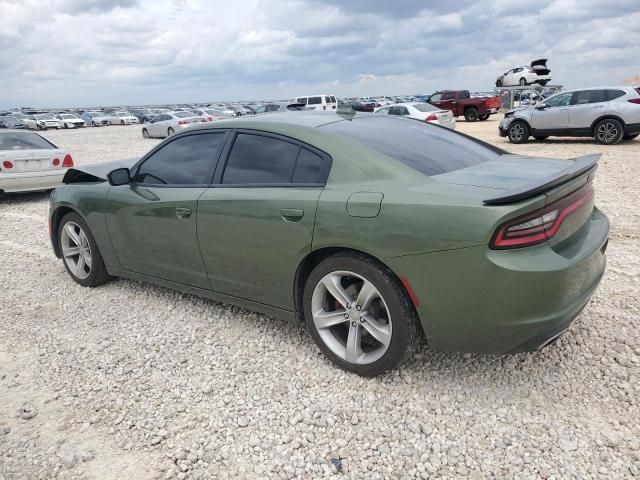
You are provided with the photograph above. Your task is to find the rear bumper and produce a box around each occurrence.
[0,170,65,193]
[386,208,609,354]
[625,123,640,136]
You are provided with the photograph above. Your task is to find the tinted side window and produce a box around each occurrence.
[589,90,607,103]
[606,89,626,101]
[330,96,337,103]
[441,92,456,100]
[429,94,442,102]
[296,98,307,104]
[135,133,226,185]
[572,90,592,105]
[308,96,322,105]
[222,134,300,184]
[292,149,323,183]
[545,93,572,107]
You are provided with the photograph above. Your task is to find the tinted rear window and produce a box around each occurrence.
[412,103,438,112]
[606,89,626,100]
[308,96,322,105]
[0,132,56,150]
[321,116,503,176]
[175,112,194,118]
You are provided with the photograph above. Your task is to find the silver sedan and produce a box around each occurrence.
[0,130,74,194]
[141,112,205,139]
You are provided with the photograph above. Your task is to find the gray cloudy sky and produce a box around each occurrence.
[1,0,639,108]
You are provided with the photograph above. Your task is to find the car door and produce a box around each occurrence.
[568,90,607,131]
[197,130,331,310]
[105,130,229,288]
[530,92,573,132]
[149,115,166,137]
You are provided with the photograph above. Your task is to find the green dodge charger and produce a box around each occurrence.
[49,112,609,376]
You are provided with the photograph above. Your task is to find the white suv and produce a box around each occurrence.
[499,86,640,145]
[291,95,337,111]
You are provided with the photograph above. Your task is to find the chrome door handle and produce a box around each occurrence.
[281,208,304,222]
[175,207,192,219]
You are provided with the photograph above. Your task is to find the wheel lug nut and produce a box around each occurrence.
[351,321,357,327]
[346,303,351,309]
[356,305,361,311]
[344,313,349,319]
[360,317,365,323]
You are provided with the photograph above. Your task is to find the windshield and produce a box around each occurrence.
[205,109,224,115]
[175,112,194,118]
[60,114,75,119]
[412,103,438,112]
[118,113,129,117]
[321,116,504,176]
[0,132,56,150]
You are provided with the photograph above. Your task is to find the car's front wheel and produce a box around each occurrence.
[507,120,530,143]
[167,127,174,136]
[594,118,623,145]
[304,252,420,377]
[121,120,125,126]
[59,212,111,287]
[142,128,150,139]
[519,78,527,86]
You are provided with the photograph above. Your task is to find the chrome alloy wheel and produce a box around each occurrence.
[61,222,92,280]
[509,123,525,141]
[597,122,618,143]
[311,270,392,365]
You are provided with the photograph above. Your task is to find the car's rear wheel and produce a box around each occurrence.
[304,252,420,377]
[533,136,548,141]
[142,128,150,139]
[167,127,174,136]
[92,121,97,127]
[507,120,530,144]
[63,123,68,129]
[121,120,125,126]
[623,133,639,141]
[594,118,624,145]
[519,78,527,86]
[59,212,111,287]
[479,114,490,121]
[464,108,479,122]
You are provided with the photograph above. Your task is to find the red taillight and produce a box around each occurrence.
[323,105,327,110]
[62,154,73,168]
[207,116,213,121]
[628,98,640,104]
[178,120,188,125]
[53,158,60,166]
[2,160,13,169]
[425,114,438,122]
[490,184,594,249]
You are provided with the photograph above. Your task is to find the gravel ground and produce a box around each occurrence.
[1,119,638,480]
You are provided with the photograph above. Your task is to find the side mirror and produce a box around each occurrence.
[535,103,547,110]
[107,167,131,186]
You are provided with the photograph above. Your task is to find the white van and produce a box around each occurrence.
[291,94,338,111]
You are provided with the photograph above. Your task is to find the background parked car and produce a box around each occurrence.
[191,108,232,122]
[352,101,376,112]
[81,111,110,127]
[375,103,456,129]
[131,109,156,123]
[0,116,28,129]
[141,112,205,138]
[108,111,139,125]
[499,86,640,144]
[55,113,85,129]
[21,116,39,130]
[496,59,551,87]
[292,95,338,111]
[34,114,60,130]
[428,90,501,121]
[0,130,74,193]
[254,103,306,114]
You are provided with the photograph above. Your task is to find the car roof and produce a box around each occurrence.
[190,111,346,130]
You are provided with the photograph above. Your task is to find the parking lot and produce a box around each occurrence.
[1,119,638,479]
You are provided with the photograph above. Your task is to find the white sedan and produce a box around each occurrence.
[374,102,456,129]
[55,114,85,129]
[141,112,205,139]
[0,130,74,194]
[108,111,140,125]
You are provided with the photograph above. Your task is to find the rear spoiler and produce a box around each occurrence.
[483,154,600,205]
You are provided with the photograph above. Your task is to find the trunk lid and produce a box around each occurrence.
[530,58,550,76]
[0,149,64,173]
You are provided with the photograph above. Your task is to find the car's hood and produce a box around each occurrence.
[62,157,139,184]
[431,154,573,191]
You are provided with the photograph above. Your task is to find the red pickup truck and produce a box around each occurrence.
[427,90,501,122]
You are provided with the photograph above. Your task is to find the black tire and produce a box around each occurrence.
[303,252,420,377]
[92,121,97,127]
[58,212,111,288]
[479,114,490,121]
[121,120,125,126]
[594,118,624,145]
[623,133,639,141]
[507,120,530,144]
[464,107,479,122]
[142,128,150,139]
[533,136,548,141]
[519,78,527,86]
[496,79,502,87]
[63,123,68,129]
[167,127,174,136]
